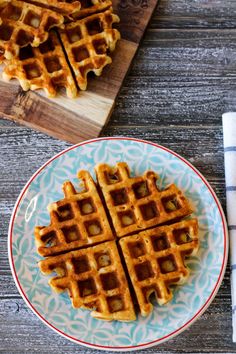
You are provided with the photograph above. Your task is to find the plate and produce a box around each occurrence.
[8,137,228,351]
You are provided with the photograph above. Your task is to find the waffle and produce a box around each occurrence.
[119,219,199,317]
[35,170,114,256]
[95,162,193,237]
[38,241,136,321]
[2,30,77,97]
[72,0,112,20]
[0,0,64,60]
[59,9,120,90]
[0,17,4,63]
[23,0,81,16]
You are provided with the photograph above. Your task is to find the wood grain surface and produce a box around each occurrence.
[0,0,158,143]
[1,0,236,353]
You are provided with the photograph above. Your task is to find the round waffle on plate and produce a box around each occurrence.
[9,137,228,351]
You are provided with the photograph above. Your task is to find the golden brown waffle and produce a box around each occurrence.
[35,170,114,256]
[119,219,199,317]
[95,162,193,237]
[0,0,64,60]
[39,241,136,321]
[72,0,112,20]
[23,0,81,16]
[0,17,4,63]
[59,9,120,90]
[2,30,77,97]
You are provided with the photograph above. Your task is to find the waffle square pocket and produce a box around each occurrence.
[35,170,114,256]
[0,0,64,60]
[119,219,199,316]
[39,241,136,321]
[95,162,193,237]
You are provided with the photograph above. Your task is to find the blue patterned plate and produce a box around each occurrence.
[8,137,228,351]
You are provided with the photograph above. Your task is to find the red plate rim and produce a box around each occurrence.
[8,137,229,351]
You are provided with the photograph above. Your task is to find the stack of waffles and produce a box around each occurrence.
[36,162,199,321]
[0,0,120,97]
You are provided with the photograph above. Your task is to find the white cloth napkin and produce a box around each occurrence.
[222,112,236,342]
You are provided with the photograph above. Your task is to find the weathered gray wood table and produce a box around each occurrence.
[1,0,236,352]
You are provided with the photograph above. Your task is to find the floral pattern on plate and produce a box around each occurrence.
[9,138,228,351]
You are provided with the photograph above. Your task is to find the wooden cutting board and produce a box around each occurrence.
[0,0,158,143]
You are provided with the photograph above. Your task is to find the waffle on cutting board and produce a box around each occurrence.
[0,0,120,97]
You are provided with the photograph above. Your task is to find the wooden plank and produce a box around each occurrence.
[0,0,158,143]
[113,0,158,43]
[2,29,236,128]
[0,82,106,143]
[0,125,226,181]
[111,28,236,126]
[154,0,236,29]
